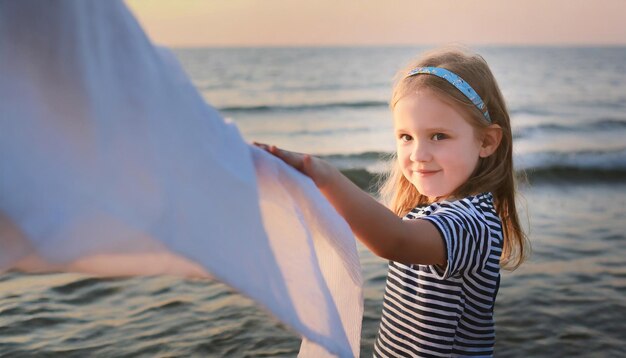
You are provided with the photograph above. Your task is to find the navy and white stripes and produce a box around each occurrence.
[374,192,502,357]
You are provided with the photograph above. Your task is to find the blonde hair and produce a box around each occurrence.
[379,46,529,270]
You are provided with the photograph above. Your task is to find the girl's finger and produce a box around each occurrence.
[271,146,292,161]
[253,142,285,159]
[252,141,270,151]
[253,142,306,171]
[273,147,305,168]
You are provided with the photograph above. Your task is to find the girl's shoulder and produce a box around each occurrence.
[404,192,496,221]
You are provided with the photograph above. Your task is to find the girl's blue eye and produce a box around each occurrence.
[431,133,446,141]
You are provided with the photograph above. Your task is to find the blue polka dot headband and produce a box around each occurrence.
[406,67,491,122]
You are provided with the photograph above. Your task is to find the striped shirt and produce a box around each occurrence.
[374,192,502,357]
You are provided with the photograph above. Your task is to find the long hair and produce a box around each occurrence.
[379,46,530,270]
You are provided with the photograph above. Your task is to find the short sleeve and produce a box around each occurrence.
[420,199,491,280]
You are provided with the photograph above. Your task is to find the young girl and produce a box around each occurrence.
[256,47,529,357]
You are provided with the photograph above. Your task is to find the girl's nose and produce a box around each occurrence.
[409,141,431,162]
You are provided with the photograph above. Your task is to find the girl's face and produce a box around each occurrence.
[393,89,484,202]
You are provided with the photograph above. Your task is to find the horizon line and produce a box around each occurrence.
[161,43,626,50]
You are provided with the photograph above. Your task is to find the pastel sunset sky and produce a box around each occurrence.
[126,0,626,47]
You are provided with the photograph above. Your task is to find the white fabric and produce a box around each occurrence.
[0,1,362,357]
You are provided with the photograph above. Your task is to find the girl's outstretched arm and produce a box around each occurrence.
[255,143,446,266]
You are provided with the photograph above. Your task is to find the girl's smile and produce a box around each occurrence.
[414,169,440,176]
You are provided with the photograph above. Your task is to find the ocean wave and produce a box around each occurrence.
[514,118,626,139]
[516,148,626,171]
[218,100,388,113]
[321,151,391,161]
[517,148,626,183]
[255,127,373,137]
[522,166,626,183]
[510,107,557,116]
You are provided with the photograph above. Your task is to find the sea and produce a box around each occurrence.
[1,46,625,357]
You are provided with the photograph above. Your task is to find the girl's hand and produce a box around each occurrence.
[253,142,334,189]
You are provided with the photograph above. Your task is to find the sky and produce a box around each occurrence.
[125,0,626,47]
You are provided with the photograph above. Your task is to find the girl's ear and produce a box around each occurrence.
[479,124,502,158]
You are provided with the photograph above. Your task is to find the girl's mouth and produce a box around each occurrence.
[415,169,440,176]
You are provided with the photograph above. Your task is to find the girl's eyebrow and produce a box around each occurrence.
[426,127,453,132]
[395,126,452,133]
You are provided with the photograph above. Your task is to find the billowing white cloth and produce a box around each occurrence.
[0,1,362,357]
